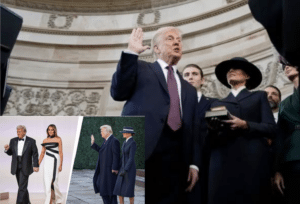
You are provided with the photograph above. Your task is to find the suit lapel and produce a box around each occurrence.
[14,138,18,155]
[22,137,29,155]
[236,89,252,101]
[198,95,210,113]
[150,62,168,94]
[221,92,238,105]
[178,73,187,109]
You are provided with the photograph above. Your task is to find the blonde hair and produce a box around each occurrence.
[100,125,113,134]
[16,125,27,132]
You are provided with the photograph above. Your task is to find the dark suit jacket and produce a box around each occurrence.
[110,52,200,167]
[207,89,276,204]
[5,136,39,176]
[91,135,120,196]
[249,0,300,66]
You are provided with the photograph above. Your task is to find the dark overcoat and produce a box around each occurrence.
[110,52,200,168]
[91,135,120,196]
[188,95,217,204]
[208,89,276,204]
[5,136,39,176]
[113,138,137,197]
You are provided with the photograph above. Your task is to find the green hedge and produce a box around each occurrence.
[73,116,145,170]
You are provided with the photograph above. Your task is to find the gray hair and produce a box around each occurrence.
[16,125,27,132]
[100,125,113,134]
[151,26,182,59]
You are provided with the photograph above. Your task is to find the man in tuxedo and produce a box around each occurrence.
[182,64,217,204]
[111,27,200,204]
[4,125,39,204]
[91,125,120,204]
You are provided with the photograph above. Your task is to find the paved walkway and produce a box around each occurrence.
[67,170,145,204]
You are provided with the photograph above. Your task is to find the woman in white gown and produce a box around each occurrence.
[39,124,63,204]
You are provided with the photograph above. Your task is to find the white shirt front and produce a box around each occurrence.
[231,86,246,97]
[274,112,279,123]
[197,91,202,103]
[126,136,132,142]
[18,135,26,156]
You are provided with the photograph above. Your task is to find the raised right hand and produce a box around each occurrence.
[91,135,95,145]
[128,28,150,54]
[4,144,9,151]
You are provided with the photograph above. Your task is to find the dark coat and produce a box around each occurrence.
[5,136,39,176]
[207,89,276,204]
[110,52,200,168]
[249,0,300,66]
[91,135,120,196]
[113,138,137,197]
[274,89,300,172]
[188,95,217,204]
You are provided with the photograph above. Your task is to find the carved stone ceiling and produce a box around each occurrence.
[3,0,195,13]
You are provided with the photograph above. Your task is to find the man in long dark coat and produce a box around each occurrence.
[91,125,120,204]
[110,27,200,204]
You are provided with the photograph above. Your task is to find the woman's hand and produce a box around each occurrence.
[59,166,62,172]
[223,114,248,130]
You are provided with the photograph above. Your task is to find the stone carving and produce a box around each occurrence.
[48,14,75,29]
[137,10,161,26]
[3,86,102,116]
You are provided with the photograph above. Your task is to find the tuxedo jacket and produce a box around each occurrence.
[111,52,200,167]
[91,135,120,196]
[5,136,39,176]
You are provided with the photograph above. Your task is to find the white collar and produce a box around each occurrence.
[19,135,26,141]
[197,91,202,102]
[157,59,178,73]
[126,136,132,142]
[231,86,246,97]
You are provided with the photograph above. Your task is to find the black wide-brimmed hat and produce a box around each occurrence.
[119,126,135,134]
[215,57,262,90]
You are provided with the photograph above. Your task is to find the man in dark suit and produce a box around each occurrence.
[182,64,217,204]
[207,57,276,204]
[91,125,120,204]
[4,125,39,204]
[111,27,200,203]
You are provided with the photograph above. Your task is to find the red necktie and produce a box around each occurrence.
[166,65,182,131]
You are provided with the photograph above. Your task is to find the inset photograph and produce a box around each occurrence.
[67,116,145,204]
[0,116,81,204]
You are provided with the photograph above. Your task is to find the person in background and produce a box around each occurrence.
[265,85,281,123]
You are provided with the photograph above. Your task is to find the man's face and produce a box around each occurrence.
[154,29,182,63]
[265,87,281,110]
[227,68,249,86]
[100,128,109,139]
[183,67,204,89]
[17,128,26,139]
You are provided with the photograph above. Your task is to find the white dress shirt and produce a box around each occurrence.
[126,136,132,142]
[273,112,279,123]
[18,135,26,156]
[197,91,203,103]
[231,86,246,97]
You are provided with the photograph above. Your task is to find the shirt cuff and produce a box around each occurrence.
[124,49,139,56]
[189,165,199,172]
[4,149,7,153]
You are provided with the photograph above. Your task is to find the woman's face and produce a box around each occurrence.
[123,133,131,139]
[284,65,299,81]
[48,126,55,137]
[226,68,249,86]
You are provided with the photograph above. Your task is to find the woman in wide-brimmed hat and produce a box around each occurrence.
[113,126,137,204]
[273,56,300,204]
[207,57,276,204]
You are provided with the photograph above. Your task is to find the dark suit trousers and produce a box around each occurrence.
[146,125,187,204]
[281,161,300,204]
[16,157,30,204]
[101,195,117,204]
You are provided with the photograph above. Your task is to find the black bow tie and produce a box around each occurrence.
[18,138,24,141]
